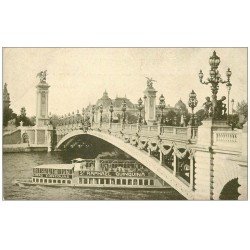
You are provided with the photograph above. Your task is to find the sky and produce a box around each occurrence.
[3,48,247,117]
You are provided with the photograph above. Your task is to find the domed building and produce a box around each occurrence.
[174,99,188,114]
[87,90,138,123]
[96,90,112,108]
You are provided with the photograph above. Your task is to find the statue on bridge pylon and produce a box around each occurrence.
[36,70,48,84]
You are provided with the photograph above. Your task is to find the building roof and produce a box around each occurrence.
[174,99,187,110]
[34,164,73,170]
[96,90,112,108]
[113,97,135,109]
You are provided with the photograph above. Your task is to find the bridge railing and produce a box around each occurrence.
[57,121,199,142]
[213,130,242,150]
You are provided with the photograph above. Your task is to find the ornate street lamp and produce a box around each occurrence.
[76,109,80,124]
[226,74,232,116]
[188,90,198,126]
[68,113,71,125]
[48,112,52,126]
[199,51,232,119]
[158,94,166,125]
[121,100,127,124]
[137,97,143,124]
[91,105,95,124]
[60,115,64,126]
[109,102,114,125]
[99,104,103,126]
[72,111,75,124]
[143,95,147,124]
[173,116,177,126]
[81,108,85,123]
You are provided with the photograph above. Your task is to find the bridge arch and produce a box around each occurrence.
[56,129,193,200]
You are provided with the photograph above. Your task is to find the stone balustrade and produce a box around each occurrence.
[213,130,242,150]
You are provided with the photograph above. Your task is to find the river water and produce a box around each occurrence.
[3,152,185,200]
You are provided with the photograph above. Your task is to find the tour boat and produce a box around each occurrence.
[15,158,169,189]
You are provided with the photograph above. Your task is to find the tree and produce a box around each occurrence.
[236,100,247,119]
[50,114,61,127]
[15,107,33,126]
[227,114,239,129]
[126,112,138,124]
[3,107,13,127]
[165,110,177,126]
[195,109,206,125]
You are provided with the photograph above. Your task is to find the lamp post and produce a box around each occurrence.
[226,77,232,116]
[91,105,95,125]
[137,97,143,124]
[158,94,166,125]
[121,100,127,125]
[48,112,52,126]
[173,116,177,126]
[99,104,103,127]
[109,102,114,127]
[231,99,235,114]
[199,51,232,119]
[72,111,75,124]
[143,95,147,124]
[188,90,198,126]
[81,108,85,123]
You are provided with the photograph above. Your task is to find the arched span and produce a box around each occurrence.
[56,130,194,200]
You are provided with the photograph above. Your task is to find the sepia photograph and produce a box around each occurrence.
[2,47,248,200]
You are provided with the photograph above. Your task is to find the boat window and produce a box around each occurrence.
[84,179,88,184]
[58,169,61,174]
[111,179,115,185]
[44,179,47,183]
[49,179,52,183]
[117,179,121,185]
[67,180,71,184]
[106,179,110,184]
[40,179,43,183]
[62,180,66,184]
[36,178,39,182]
[122,179,126,185]
[144,180,148,186]
[100,179,104,184]
[139,179,143,185]
[79,178,82,184]
[133,179,138,185]
[53,180,56,183]
[128,179,132,185]
[32,178,35,182]
[150,180,154,186]
[58,180,61,184]
[93,179,97,184]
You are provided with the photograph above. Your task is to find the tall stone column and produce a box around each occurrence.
[143,79,157,125]
[36,71,50,127]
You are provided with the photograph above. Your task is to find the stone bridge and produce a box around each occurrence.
[55,120,247,200]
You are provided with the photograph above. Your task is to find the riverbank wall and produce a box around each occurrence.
[3,144,48,153]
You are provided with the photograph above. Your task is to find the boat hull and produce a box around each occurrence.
[14,179,170,190]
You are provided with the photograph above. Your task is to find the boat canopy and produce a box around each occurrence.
[34,164,73,170]
[71,158,85,163]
